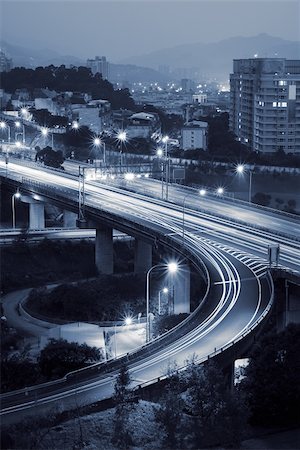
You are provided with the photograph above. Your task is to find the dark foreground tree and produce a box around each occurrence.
[155,363,183,449]
[39,339,102,379]
[112,363,136,448]
[182,359,246,448]
[241,324,300,427]
[36,146,65,168]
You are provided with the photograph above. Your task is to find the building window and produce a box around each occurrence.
[278,80,287,86]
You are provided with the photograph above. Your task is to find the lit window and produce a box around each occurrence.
[273,102,277,107]
[279,80,287,86]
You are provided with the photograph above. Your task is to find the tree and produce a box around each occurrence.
[39,339,102,378]
[155,362,183,448]
[181,358,246,448]
[112,363,136,448]
[251,191,271,207]
[241,324,300,427]
[36,146,65,168]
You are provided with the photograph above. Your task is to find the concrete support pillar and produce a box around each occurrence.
[20,195,45,229]
[134,239,152,273]
[170,264,190,314]
[63,210,77,228]
[95,225,113,274]
[29,203,45,229]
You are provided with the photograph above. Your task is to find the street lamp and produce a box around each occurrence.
[216,187,224,195]
[156,147,164,198]
[41,127,54,148]
[158,287,168,315]
[93,136,106,165]
[117,130,127,167]
[72,121,79,130]
[162,135,170,200]
[12,190,21,228]
[15,121,25,144]
[0,121,11,143]
[236,164,253,203]
[146,262,178,342]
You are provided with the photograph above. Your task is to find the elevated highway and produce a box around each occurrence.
[1,158,298,423]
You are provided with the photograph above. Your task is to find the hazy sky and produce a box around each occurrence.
[1,0,299,62]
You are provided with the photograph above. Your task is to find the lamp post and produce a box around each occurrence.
[15,121,25,144]
[0,121,11,143]
[93,137,106,166]
[162,136,169,200]
[156,147,164,199]
[158,287,168,315]
[41,127,53,148]
[146,262,178,342]
[117,130,127,169]
[236,164,253,203]
[12,190,21,228]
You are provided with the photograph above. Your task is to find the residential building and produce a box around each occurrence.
[181,120,208,150]
[0,50,12,72]
[230,58,300,154]
[126,112,161,139]
[87,56,110,80]
[192,93,207,104]
[72,100,111,134]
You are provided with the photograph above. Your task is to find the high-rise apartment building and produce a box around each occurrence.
[87,56,110,80]
[0,50,13,72]
[230,58,300,154]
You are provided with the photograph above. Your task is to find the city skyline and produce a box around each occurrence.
[1,0,299,62]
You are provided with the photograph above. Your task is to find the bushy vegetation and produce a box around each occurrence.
[1,239,96,292]
[1,338,102,392]
[1,65,135,110]
[241,323,300,427]
[26,273,147,322]
[39,339,102,378]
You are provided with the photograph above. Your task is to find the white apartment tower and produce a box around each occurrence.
[230,58,300,154]
[87,56,110,80]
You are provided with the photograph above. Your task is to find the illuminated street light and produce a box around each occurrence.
[93,136,106,165]
[161,136,170,200]
[72,121,79,130]
[15,120,25,144]
[146,262,178,342]
[217,187,224,195]
[158,287,168,315]
[199,189,206,196]
[41,127,54,148]
[124,172,134,181]
[12,190,21,228]
[0,121,11,142]
[236,164,253,203]
[116,130,127,166]
[156,148,163,157]
[124,317,133,326]
[15,141,22,148]
[236,164,244,174]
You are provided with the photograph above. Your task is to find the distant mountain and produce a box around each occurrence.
[119,33,300,79]
[0,40,84,68]
[0,40,167,83]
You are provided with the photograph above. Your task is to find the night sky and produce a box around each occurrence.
[1,0,299,62]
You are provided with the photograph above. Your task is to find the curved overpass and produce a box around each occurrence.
[1,158,297,423]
